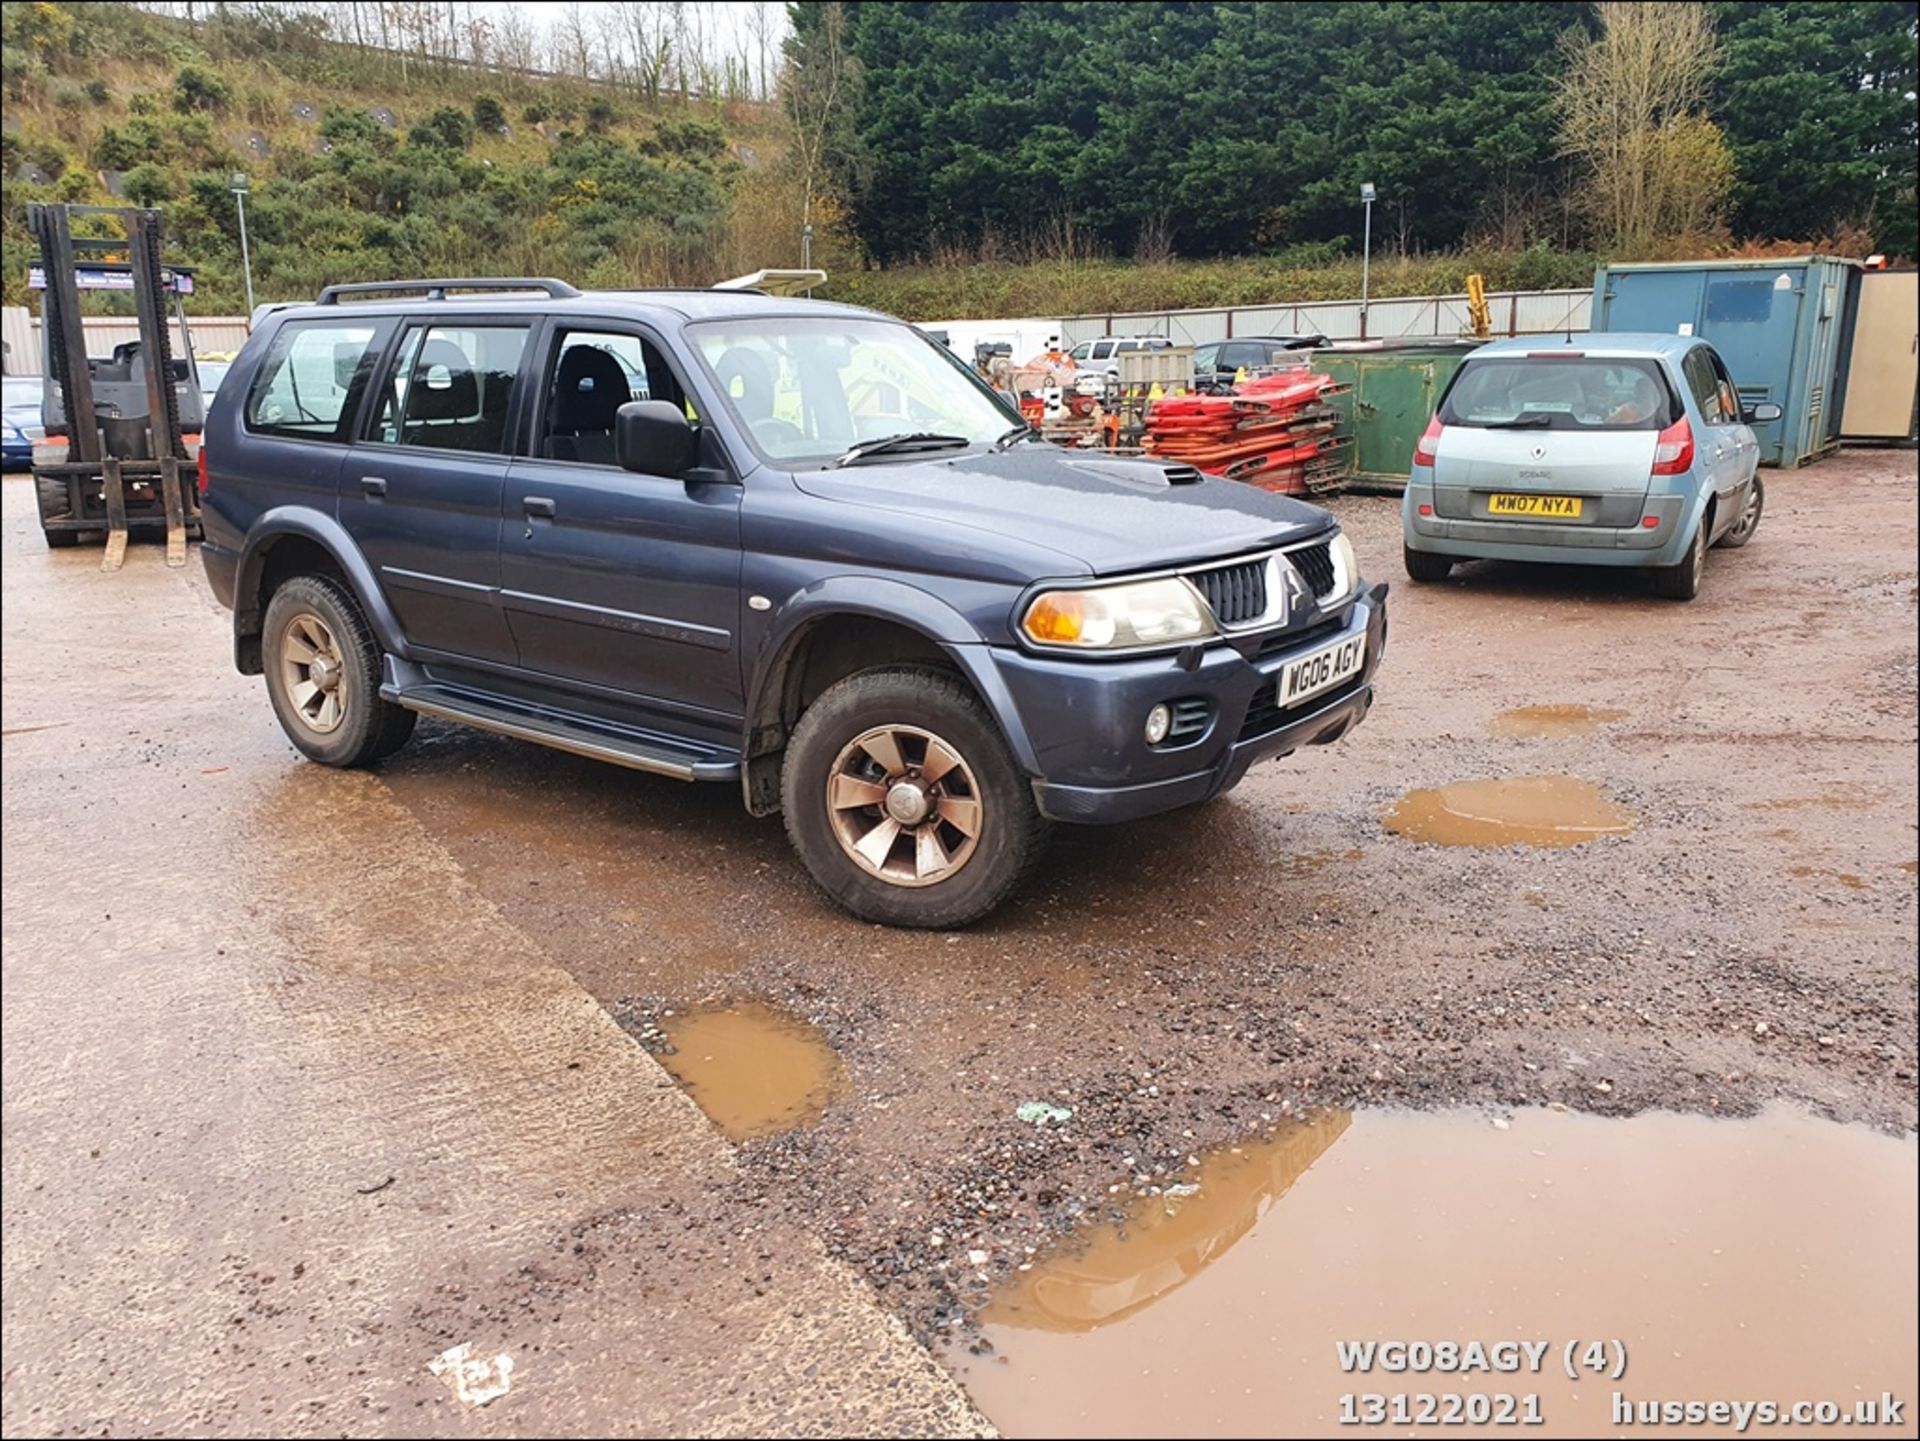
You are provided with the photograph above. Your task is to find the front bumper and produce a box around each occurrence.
[989,584,1388,824]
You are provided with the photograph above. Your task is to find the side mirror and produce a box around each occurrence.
[1743,402,1782,424]
[615,399,696,477]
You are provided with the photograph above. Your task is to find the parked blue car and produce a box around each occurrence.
[3,376,43,471]
[200,279,1389,927]
[1402,334,1780,600]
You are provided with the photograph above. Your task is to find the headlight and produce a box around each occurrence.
[23,426,47,442]
[1022,577,1217,651]
[1328,531,1358,599]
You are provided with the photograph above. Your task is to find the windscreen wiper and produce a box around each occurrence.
[993,422,1035,450]
[834,432,970,466]
[1482,415,1556,429]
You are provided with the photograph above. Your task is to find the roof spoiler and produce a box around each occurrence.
[714,268,826,297]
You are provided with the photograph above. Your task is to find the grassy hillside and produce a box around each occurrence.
[1,2,799,312]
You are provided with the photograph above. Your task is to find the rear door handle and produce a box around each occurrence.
[359,475,387,497]
[522,496,556,518]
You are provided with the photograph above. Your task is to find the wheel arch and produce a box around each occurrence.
[740,580,1041,817]
[234,508,404,675]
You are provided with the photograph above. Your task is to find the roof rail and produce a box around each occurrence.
[314,277,581,305]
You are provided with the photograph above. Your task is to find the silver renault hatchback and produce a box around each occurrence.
[1401,335,1779,600]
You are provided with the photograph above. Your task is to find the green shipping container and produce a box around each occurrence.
[1311,341,1482,490]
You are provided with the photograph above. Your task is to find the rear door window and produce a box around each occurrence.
[369,323,530,453]
[1440,356,1674,431]
[244,321,381,441]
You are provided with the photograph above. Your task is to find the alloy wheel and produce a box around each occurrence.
[826,724,983,887]
[279,611,349,735]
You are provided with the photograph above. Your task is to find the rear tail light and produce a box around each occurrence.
[1413,413,1443,468]
[196,444,209,496]
[1651,416,1693,476]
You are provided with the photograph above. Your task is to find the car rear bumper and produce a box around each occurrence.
[1404,482,1691,567]
[989,585,1388,825]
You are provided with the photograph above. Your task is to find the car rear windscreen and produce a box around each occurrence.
[1440,357,1675,432]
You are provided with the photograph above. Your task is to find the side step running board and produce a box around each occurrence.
[388,680,740,783]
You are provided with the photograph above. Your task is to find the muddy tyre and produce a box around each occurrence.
[1403,545,1453,583]
[1716,475,1763,549]
[781,665,1048,928]
[261,575,415,767]
[1650,520,1705,601]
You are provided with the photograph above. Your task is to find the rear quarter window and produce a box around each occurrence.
[1440,356,1675,432]
[244,321,382,442]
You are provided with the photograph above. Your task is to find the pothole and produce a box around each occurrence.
[1385,775,1637,848]
[1491,704,1629,738]
[656,1002,845,1142]
[959,1107,1917,1438]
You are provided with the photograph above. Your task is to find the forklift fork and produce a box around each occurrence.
[100,457,129,573]
[160,456,187,568]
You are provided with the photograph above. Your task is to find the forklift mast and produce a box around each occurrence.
[27,203,203,570]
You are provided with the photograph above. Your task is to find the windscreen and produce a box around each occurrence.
[1440,357,1675,432]
[689,316,1017,466]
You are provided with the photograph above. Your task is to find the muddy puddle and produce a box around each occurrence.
[656,1003,845,1142]
[1492,704,1629,739]
[960,1107,1917,1438]
[1386,775,1637,848]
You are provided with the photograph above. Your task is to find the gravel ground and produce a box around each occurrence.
[373,448,1918,1349]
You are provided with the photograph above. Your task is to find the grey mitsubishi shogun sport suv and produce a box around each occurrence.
[200,278,1389,927]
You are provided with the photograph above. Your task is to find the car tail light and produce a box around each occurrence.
[196,444,209,496]
[1651,416,1693,475]
[1413,413,1442,468]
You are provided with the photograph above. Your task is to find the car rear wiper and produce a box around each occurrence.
[993,422,1035,450]
[834,432,971,466]
[1481,415,1556,429]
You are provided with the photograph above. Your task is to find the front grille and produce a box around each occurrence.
[1287,541,1337,599]
[1188,559,1268,627]
[1254,614,1343,659]
[1166,696,1212,742]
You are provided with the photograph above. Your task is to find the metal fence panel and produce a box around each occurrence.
[1049,288,1591,344]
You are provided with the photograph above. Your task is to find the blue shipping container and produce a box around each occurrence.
[1591,257,1860,467]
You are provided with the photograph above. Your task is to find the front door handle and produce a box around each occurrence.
[522,496,556,518]
[359,475,387,497]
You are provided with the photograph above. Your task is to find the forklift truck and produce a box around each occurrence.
[27,203,206,569]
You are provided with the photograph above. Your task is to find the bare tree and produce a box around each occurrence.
[785,1,862,258]
[1558,2,1735,251]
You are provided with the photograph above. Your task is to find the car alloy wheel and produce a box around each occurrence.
[826,724,983,887]
[278,610,350,735]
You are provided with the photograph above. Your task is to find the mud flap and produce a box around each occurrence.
[159,456,186,568]
[100,456,128,573]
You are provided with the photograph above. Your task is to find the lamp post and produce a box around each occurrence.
[230,172,255,319]
[1359,181,1376,339]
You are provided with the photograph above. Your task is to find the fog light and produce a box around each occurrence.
[1144,703,1172,745]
